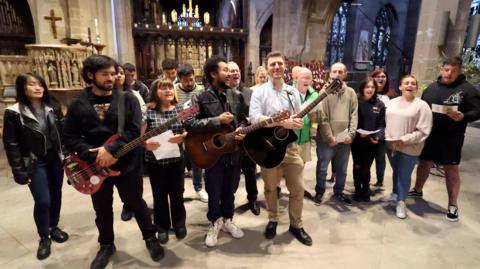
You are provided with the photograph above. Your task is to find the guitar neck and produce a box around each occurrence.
[294,90,328,119]
[238,118,274,135]
[114,116,179,158]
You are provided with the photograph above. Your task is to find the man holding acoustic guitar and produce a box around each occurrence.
[185,56,249,248]
[248,51,313,246]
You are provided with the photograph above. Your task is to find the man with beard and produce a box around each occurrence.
[409,56,480,222]
[63,55,163,269]
[174,63,208,203]
[227,61,260,216]
[186,56,248,247]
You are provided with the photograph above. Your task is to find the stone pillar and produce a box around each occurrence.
[411,0,472,85]
[114,0,135,64]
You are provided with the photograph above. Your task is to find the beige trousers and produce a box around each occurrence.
[261,143,305,228]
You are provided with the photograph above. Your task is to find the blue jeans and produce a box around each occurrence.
[387,149,418,201]
[375,143,387,183]
[315,140,351,195]
[28,151,64,238]
[184,155,204,191]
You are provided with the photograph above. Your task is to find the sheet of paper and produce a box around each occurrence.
[147,130,181,160]
[385,137,401,142]
[357,129,380,135]
[336,128,349,142]
[431,104,458,114]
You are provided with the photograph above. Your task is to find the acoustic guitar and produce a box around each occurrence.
[185,111,290,169]
[243,79,342,168]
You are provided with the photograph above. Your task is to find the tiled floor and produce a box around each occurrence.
[0,127,479,269]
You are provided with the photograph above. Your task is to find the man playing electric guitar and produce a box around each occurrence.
[63,55,163,269]
[249,51,313,246]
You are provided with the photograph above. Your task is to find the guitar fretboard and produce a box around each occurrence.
[294,80,341,119]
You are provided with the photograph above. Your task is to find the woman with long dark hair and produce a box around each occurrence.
[370,69,396,188]
[144,79,187,244]
[2,73,68,260]
[351,77,385,202]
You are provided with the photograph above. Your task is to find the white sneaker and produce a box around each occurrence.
[222,219,244,239]
[396,201,407,219]
[196,189,208,203]
[382,193,398,204]
[205,218,223,247]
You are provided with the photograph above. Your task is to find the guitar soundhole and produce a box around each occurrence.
[212,135,225,148]
[273,128,289,141]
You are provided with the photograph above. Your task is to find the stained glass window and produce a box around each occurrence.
[371,7,393,68]
[326,3,349,67]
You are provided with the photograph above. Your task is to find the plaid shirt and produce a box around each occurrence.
[144,106,184,165]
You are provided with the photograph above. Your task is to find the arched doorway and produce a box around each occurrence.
[0,0,36,55]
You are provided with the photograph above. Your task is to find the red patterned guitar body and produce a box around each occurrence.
[64,135,121,195]
[64,104,199,195]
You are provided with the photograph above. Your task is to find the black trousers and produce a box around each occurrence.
[147,160,186,231]
[351,137,378,197]
[91,169,156,245]
[240,154,258,202]
[204,157,241,222]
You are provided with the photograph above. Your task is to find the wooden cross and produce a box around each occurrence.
[44,9,62,39]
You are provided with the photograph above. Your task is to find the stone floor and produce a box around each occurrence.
[1,127,480,269]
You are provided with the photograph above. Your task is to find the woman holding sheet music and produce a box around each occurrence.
[143,79,187,244]
[351,77,386,202]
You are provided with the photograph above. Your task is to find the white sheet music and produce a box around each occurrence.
[147,130,181,160]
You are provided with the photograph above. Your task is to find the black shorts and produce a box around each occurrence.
[419,133,465,165]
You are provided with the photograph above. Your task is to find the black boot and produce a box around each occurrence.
[145,236,165,261]
[264,221,277,239]
[289,226,313,246]
[121,205,133,221]
[248,201,261,216]
[50,227,69,243]
[90,244,116,269]
[37,237,51,260]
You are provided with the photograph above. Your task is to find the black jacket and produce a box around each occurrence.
[2,103,64,184]
[422,74,480,135]
[186,85,248,165]
[62,88,142,174]
[356,97,386,141]
[187,86,248,132]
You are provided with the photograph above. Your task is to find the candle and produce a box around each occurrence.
[162,12,166,24]
[94,18,100,44]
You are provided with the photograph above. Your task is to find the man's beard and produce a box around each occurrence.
[93,79,113,92]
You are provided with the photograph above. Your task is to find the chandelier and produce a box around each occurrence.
[168,0,209,28]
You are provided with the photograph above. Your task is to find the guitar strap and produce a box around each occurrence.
[117,91,126,136]
[285,89,296,114]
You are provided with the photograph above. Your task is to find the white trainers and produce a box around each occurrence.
[396,201,407,219]
[196,189,209,203]
[382,193,398,204]
[222,219,244,239]
[205,218,223,247]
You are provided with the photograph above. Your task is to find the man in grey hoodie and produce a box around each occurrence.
[313,62,358,205]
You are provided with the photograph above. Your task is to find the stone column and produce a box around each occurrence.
[113,0,135,63]
[411,0,471,85]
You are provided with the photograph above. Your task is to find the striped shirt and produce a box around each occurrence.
[143,105,184,165]
[174,83,204,105]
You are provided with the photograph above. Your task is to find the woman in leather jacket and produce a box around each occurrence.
[2,73,69,260]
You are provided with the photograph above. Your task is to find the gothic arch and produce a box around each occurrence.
[255,2,273,34]
[0,0,36,54]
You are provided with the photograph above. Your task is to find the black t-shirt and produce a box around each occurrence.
[88,94,113,121]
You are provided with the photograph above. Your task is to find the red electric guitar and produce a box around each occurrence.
[64,105,199,195]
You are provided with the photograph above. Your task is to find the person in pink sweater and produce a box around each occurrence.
[384,75,433,219]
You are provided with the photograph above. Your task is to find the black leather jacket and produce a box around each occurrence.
[2,103,64,184]
[186,85,248,165]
